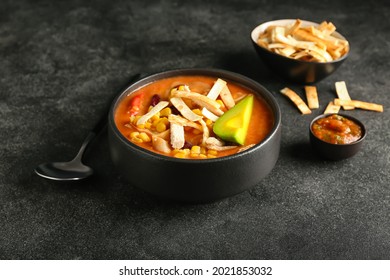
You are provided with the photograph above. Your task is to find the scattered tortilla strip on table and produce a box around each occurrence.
[305,85,319,109]
[324,101,341,114]
[280,87,312,114]
[334,99,384,112]
[335,81,354,110]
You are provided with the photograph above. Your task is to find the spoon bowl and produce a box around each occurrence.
[35,161,93,181]
[35,74,140,181]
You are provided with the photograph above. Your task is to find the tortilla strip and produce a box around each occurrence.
[136,101,169,125]
[324,101,341,114]
[335,81,354,110]
[274,29,316,50]
[207,78,226,100]
[305,86,319,109]
[173,90,224,116]
[170,123,185,149]
[334,99,384,112]
[286,19,301,35]
[280,87,312,114]
[170,97,202,121]
[318,21,336,36]
[202,108,219,122]
[168,114,203,130]
[220,85,235,109]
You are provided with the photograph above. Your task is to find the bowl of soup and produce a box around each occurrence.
[251,19,349,84]
[108,68,281,202]
[310,113,366,160]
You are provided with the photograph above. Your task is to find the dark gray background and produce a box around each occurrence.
[1,0,389,259]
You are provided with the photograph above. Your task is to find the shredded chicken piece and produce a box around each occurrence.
[205,137,225,147]
[199,119,209,146]
[152,136,171,154]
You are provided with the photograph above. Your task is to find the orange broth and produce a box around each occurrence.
[114,75,274,158]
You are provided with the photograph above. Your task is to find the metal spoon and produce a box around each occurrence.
[35,73,140,181]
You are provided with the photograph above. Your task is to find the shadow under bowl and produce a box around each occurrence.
[251,19,349,84]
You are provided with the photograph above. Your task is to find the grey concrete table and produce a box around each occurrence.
[1,0,389,259]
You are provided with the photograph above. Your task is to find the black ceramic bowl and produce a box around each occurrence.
[251,19,349,84]
[108,68,282,202]
[309,113,366,160]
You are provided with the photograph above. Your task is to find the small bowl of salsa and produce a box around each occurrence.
[309,114,366,160]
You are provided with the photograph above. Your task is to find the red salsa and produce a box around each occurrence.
[312,114,362,144]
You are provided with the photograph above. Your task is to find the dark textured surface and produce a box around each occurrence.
[1,0,389,259]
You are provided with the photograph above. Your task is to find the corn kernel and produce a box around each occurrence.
[134,137,144,143]
[159,117,169,126]
[144,122,152,129]
[137,124,145,129]
[191,145,201,155]
[151,113,160,121]
[174,152,186,159]
[130,132,140,138]
[200,147,207,155]
[155,122,167,132]
[139,132,151,142]
[217,99,225,107]
[160,107,172,117]
[205,119,213,126]
[198,154,208,159]
[192,108,202,116]
[207,149,218,156]
[207,154,217,159]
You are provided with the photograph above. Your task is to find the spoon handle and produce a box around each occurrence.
[92,73,141,135]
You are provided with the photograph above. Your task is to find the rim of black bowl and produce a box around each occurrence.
[109,68,282,163]
[250,19,350,64]
[309,113,367,146]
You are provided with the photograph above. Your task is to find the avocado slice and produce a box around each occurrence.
[213,95,254,145]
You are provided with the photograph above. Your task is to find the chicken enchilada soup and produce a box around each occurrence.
[114,75,274,159]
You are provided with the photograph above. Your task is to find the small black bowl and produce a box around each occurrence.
[309,113,366,160]
[108,68,282,202]
[251,19,349,84]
